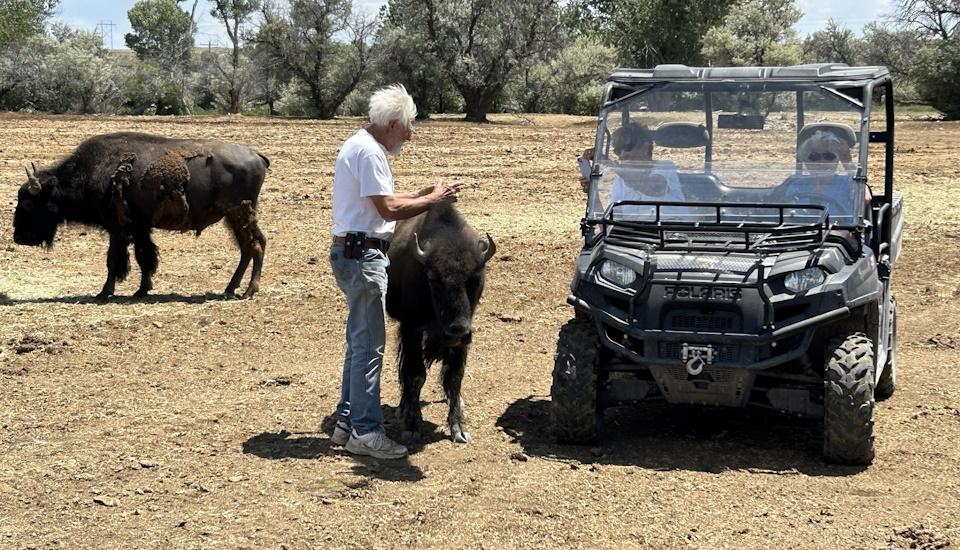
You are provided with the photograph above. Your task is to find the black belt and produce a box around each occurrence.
[333,235,390,252]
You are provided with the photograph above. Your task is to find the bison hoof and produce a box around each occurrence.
[451,424,472,444]
[133,288,151,298]
[400,430,422,445]
[94,292,112,303]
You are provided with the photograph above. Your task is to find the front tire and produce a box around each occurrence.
[551,318,602,443]
[875,297,897,400]
[823,332,876,465]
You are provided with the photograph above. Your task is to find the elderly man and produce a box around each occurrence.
[329,84,458,459]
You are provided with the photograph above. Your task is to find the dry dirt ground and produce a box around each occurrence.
[0,112,958,549]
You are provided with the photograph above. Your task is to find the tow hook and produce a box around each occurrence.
[681,344,715,376]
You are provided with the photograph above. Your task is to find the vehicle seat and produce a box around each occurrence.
[655,122,709,148]
[655,123,714,201]
[678,173,724,202]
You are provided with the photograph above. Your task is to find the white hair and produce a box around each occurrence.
[798,130,844,159]
[798,129,856,170]
[368,84,417,128]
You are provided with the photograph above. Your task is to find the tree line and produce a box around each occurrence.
[1,0,958,120]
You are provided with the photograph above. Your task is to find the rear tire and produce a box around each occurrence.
[875,297,897,400]
[551,318,602,443]
[823,332,876,465]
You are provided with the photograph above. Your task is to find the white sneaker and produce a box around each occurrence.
[345,429,408,460]
[331,420,350,446]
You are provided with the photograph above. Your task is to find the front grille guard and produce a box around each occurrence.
[592,250,830,371]
[573,200,848,369]
[596,312,819,371]
[593,200,831,253]
[629,257,776,341]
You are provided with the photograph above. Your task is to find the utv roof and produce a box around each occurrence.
[608,64,890,84]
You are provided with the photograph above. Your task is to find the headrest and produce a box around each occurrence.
[655,123,709,148]
[798,123,857,148]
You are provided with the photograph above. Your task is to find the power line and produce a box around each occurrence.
[95,20,115,49]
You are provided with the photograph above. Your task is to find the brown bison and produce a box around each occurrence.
[12,132,269,300]
[386,202,496,444]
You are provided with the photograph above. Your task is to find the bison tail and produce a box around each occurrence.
[256,151,271,170]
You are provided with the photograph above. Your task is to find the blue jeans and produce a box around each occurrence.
[329,242,389,435]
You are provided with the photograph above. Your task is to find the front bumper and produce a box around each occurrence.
[568,293,850,371]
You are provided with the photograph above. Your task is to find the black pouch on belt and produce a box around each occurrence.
[345,231,366,260]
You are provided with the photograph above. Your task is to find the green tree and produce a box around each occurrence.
[121,58,186,115]
[558,0,610,38]
[889,0,960,115]
[0,0,57,50]
[802,19,861,65]
[42,24,119,113]
[861,22,924,102]
[246,40,290,115]
[385,0,562,122]
[125,0,199,114]
[509,35,616,114]
[126,0,196,68]
[1,23,120,113]
[892,0,959,40]
[914,36,960,118]
[251,0,376,119]
[0,0,57,106]
[208,0,260,113]
[590,0,736,66]
[0,35,48,107]
[862,22,922,76]
[702,0,803,66]
[373,13,454,118]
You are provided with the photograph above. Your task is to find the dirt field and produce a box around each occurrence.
[0,112,958,549]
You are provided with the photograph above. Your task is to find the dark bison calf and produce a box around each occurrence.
[387,202,496,444]
[12,132,269,300]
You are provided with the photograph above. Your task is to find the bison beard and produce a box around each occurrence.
[12,132,269,300]
[386,202,495,444]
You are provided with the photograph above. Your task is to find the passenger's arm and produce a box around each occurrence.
[578,147,595,193]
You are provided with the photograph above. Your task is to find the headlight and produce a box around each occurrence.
[784,267,826,293]
[600,260,637,287]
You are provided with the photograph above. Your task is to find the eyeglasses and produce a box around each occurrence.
[807,152,837,162]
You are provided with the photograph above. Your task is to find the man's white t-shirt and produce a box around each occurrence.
[332,128,395,240]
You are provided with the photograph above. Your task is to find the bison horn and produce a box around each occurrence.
[413,233,428,263]
[480,232,496,263]
[25,165,41,195]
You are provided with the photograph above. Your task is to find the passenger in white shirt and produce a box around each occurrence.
[607,123,683,219]
[328,84,458,460]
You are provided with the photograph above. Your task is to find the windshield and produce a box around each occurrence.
[587,82,866,227]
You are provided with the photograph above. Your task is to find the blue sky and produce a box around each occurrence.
[54,0,894,50]
[54,0,387,48]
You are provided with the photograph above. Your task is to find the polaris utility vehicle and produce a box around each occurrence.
[552,64,904,465]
